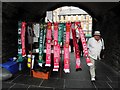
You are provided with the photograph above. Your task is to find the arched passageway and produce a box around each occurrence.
[1,2,120,90]
[1,1,120,77]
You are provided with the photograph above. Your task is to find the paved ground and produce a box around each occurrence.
[2,53,119,90]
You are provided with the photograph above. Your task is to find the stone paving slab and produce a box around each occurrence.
[2,53,119,90]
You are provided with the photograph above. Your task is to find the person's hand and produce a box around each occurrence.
[99,58,101,61]
[102,55,105,59]
[101,55,105,60]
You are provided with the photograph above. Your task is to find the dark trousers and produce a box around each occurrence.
[70,39,74,52]
[78,39,83,56]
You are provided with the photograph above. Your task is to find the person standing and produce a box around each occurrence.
[78,38,83,57]
[70,30,74,52]
[87,31,105,81]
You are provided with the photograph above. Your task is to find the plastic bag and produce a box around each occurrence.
[0,66,12,81]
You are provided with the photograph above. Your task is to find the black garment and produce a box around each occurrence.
[78,39,83,56]
[70,39,74,52]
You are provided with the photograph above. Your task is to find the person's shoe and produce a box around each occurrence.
[76,68,82,71]
[91,77,95,82]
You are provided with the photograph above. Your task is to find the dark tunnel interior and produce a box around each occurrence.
[1,2,120,72]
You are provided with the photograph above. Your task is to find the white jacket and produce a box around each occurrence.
[87,37,105,60]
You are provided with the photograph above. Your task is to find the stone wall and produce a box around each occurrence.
[2,3,40,63]
[2,3,19,63]
[100,3,120,71]
[2,2,120,72]
[0,1,1,88]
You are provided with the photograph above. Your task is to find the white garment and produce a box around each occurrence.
[87,37,105,60]
[33,24,40,37]
[76,29,79,38]
[89,57,95,78]
[70,31,73,39]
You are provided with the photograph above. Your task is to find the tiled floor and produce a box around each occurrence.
[1,53,119,90]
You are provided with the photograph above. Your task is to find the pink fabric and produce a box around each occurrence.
[53,23,59,69]
[46,22,52,66]
[76,22,92,66]
[71,23,81,69]
[64,23,71,72]
[21,22,26,57]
